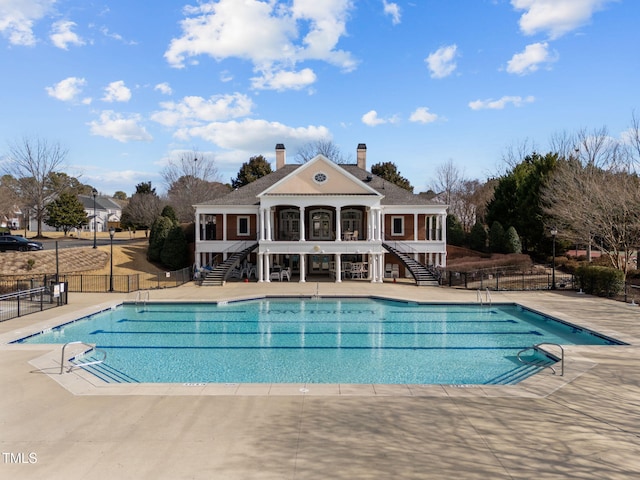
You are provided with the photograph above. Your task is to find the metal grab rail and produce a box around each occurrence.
[477,288,492,306]
[60,341,107,374]
[517,343,564,376]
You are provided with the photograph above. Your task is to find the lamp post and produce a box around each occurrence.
[551,227,558,290]
[109,227,115,292]
[92,189,98,248]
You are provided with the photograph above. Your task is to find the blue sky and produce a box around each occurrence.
[0,0,638,196]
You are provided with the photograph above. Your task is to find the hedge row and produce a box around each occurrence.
[575,265,624,297]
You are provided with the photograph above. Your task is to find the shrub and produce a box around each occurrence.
[160,226,189,270]
[504,226,522,254]
[148,216,175,262]
[575,265,624,297]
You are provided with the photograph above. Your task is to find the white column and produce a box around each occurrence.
[378,253,385,282]
[264,253,271,282]
[335,254,342,283]
[414,213,418,241]
[259,209,265,241]
[369,254,376,282]
[336,206,342,241]
[266,208,273,241]
[299,254,306,282]
[223,213,227,241]
[377,210,383,241]
[257,253,264,282]
[368,209,374,241]
[299,206,306,241]
[440,214,447,244]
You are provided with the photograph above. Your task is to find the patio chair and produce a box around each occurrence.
[270,266,282,281]
[384,264,392,278]
[280,267,291,281]
[391,265,400,278]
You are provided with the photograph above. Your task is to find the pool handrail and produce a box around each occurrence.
[517,342,564,376]
[60,341,107,374]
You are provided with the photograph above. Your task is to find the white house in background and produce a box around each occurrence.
[193,144,448,286]
[78,194,122,232]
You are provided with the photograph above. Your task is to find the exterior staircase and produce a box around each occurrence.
[200,242,258,286]
[382,242,440,286]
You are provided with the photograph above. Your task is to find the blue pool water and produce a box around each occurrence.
[14,298,623,385]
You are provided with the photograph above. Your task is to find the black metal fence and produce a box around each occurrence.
[443,268,575,291]
[0,267,192,295]
[0,284,68,323]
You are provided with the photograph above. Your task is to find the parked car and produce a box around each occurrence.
[0,235,44,252]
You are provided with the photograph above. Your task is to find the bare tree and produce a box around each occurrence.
[499,138,538,172]
[161,150,227,222]
[295,139,351,164]
[2,136,68,236]
[626,110,640,171]
[542,159,640,277]
[429,159,464,207]
[0,174,20,227]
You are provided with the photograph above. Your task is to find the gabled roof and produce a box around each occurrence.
[196,161,441,207]
[260,155,381,197]
[78,195,122,211]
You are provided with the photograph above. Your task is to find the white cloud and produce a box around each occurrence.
[512,0,616,39]
[506,42,558,75]
[0,0,56,46]
[164,0,357,89]
[409,107,439,124]
[383,1,401,25]
[45,76,87,102]
[154,82,173,95]
[361,110,398,126]
[251,68,317,91]
[151,93,254,127]
[468,95,535,110]
[50,20,84,49]
[425,44,458,79]
[102,81,132,103]
[174,118,330,153]
[88,111,153,142]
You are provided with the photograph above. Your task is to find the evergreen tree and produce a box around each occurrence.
[161,205,178,223]
[231,155,272,189]
[489,221,505,253]
[370,162,413,192]
[148,216,175,262]
[44,192,88,235]
[504,226,522,254]
[446,214,465,246]
[160,225,189,269]
[469,221,487,252]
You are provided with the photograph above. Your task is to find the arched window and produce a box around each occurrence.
[279,208,300,240]
[341,209,362,240]
[309,209,333,240]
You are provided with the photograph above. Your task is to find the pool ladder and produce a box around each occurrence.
[517,343,564,376]
[60,341,107,374]
[135,290,149,311]
[477,288,492,306]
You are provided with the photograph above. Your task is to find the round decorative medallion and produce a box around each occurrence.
[314,172,328,183]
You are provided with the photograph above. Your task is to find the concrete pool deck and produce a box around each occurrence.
[1,281,639,479]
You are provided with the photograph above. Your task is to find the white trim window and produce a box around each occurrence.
[391,216,404,236]
[237,216,250,236]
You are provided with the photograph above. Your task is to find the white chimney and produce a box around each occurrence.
[275,143,286,170]
[357,143,367,170]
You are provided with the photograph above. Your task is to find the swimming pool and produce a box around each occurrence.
[14,297,624,385]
